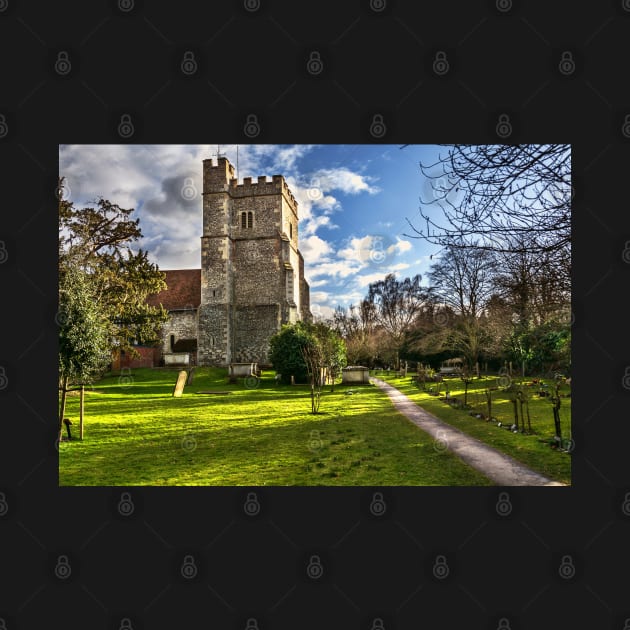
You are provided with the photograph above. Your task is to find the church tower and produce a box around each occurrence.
[197,156,310,366]
[198,157,235,365]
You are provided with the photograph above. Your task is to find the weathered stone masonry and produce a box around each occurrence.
[149,157,311,367]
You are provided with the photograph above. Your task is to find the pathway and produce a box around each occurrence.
[371,377,567,486]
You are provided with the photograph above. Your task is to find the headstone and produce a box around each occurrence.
[173,370,187,397]
[186,368,195,386]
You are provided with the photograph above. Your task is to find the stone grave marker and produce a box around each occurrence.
[173,370,188,397]
[186,368,195,386]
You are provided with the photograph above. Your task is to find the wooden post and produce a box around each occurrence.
[486,388,492,421]
[58,375,68,442]
[79,384,85,440]
[475,362,480,378]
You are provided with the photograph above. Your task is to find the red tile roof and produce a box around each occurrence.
[146,269,201,310]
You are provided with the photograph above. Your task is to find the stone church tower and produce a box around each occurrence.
[195,157,310,366]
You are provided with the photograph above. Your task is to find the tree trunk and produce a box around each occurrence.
[79,384,85,440]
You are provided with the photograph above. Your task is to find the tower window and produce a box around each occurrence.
[241,211,253,229]
[289,223,293,239]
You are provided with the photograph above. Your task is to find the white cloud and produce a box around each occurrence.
[307,167,380,196]
[299,235,334,264]
[389,238,412,254]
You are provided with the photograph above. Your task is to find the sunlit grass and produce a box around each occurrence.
[59,367,493,486]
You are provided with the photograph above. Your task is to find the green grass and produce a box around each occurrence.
[59,367,493,486]
[374,371,571,485]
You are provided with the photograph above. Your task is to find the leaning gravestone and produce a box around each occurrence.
[173,370,188,398]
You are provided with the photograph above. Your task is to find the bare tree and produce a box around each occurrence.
[404,144,571,261]
[366,274,427,369]
[424,244,497,368]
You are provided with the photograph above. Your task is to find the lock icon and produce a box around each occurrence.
[306,554,323,579]
[181,177,197,200]
[119,367,134,388]
[371,618,385,630]
[495,114,512,139]
[370,0,386,11]
[370,491,386,516]
[118,114,134,138]
[495,491,512,516]
[0,114,7,138]
[433,51,449,76]
[117,491,134,516]
[623,367,630,390]
[54,554,72,580]
[245,618,259,630]
[307,177,322,200]
[496,0,512,12]
[558,554,575,579]
[432,554,449,579]
[55,179,71,201]
[497,618,511,630]
[244,491,260,516]
[181,554,198,579]
[622,114,630,139]
[622,242,630,264]
[622,492,630,516]
[118,0,134,11]
[0,492,8,516]
[370,114,386,138]
[307,51,323,75]
[308,430,322,451]
[369,236,386,263]
[558,51,575,76]
[243,114,260,138]
[181,51,197,75]
[119,618,133,630]
[244,0,260,11]
[55,51,71,76]
[0,366,8,390]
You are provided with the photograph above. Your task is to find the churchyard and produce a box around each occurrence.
[58,366,570,486]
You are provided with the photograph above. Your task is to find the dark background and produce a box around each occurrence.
[1,0,629,628]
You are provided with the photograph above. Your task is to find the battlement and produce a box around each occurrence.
[228,173,298,212]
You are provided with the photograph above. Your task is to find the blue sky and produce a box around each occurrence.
[59,144,449,319]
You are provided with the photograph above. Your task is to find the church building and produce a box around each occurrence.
[145,156,311,367]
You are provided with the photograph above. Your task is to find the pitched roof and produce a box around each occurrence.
[146,269,201,311]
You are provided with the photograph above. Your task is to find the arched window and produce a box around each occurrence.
[241,212,247,229]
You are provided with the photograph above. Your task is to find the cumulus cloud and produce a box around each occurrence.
[306,167,380,196]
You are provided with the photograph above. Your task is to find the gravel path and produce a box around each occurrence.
[371,377,567,486]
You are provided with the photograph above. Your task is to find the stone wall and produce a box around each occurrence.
[159,310,198,355]
[233,304,281,364]
[198,303,232,365]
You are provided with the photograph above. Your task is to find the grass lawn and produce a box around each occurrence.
[374,372,571,485]
[58,367,493,486]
